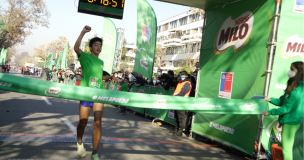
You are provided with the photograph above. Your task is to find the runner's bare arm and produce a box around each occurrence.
[74,26,91,57]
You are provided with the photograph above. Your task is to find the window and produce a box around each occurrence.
[189,13,200,23]
[170,20,177,29]
[157,26,162,33]
[179,17,188,26]
[163,23,169,31]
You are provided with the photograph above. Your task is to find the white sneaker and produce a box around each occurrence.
[91,153,100,160]
[77,143,86,157]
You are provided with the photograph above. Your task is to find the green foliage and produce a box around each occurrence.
[174,67,193,77]
[121,39,128,61]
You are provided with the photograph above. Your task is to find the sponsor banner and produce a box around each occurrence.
[146,87,175,124]
[0,73,268,114]
[133,0,157,80]
[262,0,304,158]
[46,52,54,70]
[0,23,3,30]
[0,48,7,65]
[218,72,234,99]
[126,86,148,114]
[56,52,62,70]
[61,45,68,70]
[99,18,117,74]
[195,0,274,154]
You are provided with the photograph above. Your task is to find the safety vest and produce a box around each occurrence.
[173,81,192,97]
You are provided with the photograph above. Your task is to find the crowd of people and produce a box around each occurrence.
[0,64,11,73]
[41,68,83,84]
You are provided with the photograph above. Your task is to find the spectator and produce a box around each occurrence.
[158,74,169,88]
[3,65,7,73]
[122,68,136,84]
[75,69,83,86]
[195,62,200,72]
[193,71,198,80]
[45,68,50,80]
[7,65,10,73]
[173,71,192,137]
[118,77,129,115]
[58,69,64,83]
[116,71,122,79]
[36,68,38,76]
[21,66,24,73]
[157,68,162,76]
[164,70,175,90]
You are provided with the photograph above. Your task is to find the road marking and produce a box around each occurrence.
[61,118,77,134]
[42,97,52,105]
[0,133,218,149]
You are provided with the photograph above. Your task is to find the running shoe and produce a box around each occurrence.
[77,143,86,157]
[91,153,100,160]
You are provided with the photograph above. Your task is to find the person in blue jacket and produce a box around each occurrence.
[262,61,303,160]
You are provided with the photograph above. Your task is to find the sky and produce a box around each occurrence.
[12,0,189,59]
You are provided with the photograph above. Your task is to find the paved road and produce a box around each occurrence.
[0,70,249,160]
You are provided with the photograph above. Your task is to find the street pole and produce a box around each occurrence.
[255,0,281,159]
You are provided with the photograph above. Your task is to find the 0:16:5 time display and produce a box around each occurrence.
[87,0,124,8]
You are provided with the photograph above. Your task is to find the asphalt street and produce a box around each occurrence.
[0,70,249,160]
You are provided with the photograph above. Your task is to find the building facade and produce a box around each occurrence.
[125,10,204,70]
[157,10,204,68]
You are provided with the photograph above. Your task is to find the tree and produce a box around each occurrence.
[33,36,75,68]
[154,44,166,68]
[4,48,16,64]
[15,51,32,67]
[0,0,51,49]
[121,39,128,61]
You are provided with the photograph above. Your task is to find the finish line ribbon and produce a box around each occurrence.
[0,73,268,114]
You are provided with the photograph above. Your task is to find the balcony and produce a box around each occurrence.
[181,33,202,44]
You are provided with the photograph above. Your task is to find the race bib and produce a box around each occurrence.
[89,77,104,89]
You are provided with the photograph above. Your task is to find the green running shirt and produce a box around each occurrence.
[78,52,105,89]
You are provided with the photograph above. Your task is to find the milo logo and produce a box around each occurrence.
[281,35,304,60]
[153,99,167,109]
[266,119,282,142]
[140,59,149,70]
[244,103,254,111]
[45,87,61,97]
[104,33,114,46]
[103,59,110,67]
[214,11,254,55]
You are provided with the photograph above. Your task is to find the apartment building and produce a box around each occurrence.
[157,10,204,67]
[125,10,204,68]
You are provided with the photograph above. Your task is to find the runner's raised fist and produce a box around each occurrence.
[82,26,91,33]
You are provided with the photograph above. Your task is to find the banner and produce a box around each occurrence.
[146,87,175,124]
[0,73,268,113]
[127,85,148,114]
[261,0,304,159]
[133,0,157,80]
[61,45,68,70]
[193,0,275,154]
[99,18,117,74]
[46,52,54,70]
[0,49,7,65]
[55,52,62,70]
[0,23,3,30]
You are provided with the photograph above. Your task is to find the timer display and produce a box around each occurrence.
[78,0,125,19]
[81,0,124,9]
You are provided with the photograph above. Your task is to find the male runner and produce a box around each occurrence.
[74,25,116,160]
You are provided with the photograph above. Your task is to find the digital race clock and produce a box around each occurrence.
[78,0,125,19]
